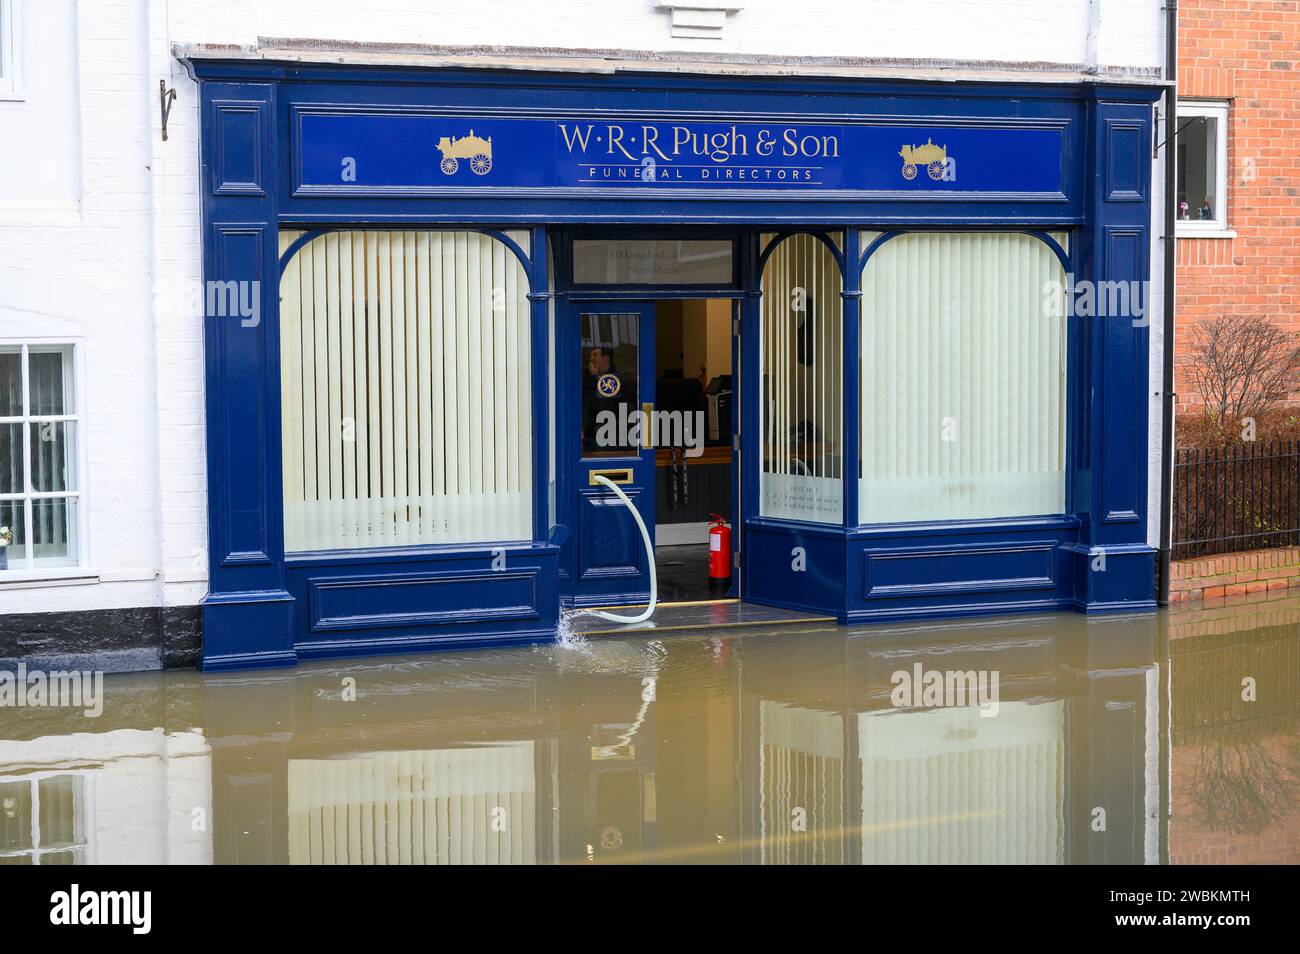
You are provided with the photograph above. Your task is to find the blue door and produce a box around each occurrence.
[567,302,657,607]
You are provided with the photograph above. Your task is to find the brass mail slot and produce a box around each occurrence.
[589,467,634,486]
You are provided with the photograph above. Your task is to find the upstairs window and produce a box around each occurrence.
[1177,101,1230,235]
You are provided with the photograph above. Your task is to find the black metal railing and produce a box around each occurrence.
[1173,440,1300,559]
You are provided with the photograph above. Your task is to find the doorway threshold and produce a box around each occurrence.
[569,599,835,637]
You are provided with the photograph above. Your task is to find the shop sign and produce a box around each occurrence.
[299,113,1064,195]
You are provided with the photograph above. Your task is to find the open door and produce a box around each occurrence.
[569,302,657,606]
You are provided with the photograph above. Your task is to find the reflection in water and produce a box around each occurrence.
[856,702,1067,864]
[0,774,86,865]
[0,729,211,864]
[1168,607,1300,864]
[2,596,1298,864]
[288,744,537,865]
[760,702,845,864]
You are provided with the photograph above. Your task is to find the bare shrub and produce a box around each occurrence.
[1186,315,1300,425]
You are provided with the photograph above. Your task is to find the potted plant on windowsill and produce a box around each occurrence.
[0,525,12,570]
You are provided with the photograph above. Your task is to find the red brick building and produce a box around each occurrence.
[1176,0,1300,410]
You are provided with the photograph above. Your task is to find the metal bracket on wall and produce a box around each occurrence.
[1152,110,1201,158]
[160,80,177,142]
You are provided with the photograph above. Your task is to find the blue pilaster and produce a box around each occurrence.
[841,228,862,533]
[528,226,552,544]
[1072,84,1162,612]
[199,81,296,669]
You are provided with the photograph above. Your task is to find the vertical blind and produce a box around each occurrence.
[859,232,1068,523]
[279,230,532,552]
[759,233,843,523]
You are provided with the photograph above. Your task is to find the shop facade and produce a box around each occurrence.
[189,53,1162,670]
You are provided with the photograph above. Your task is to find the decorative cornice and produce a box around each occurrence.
[173,38,1169,88]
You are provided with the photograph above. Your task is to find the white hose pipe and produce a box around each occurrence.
[588,473,658,624]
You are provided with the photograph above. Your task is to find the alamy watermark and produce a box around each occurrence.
[50,885,150,934]
[890,663,1000,718]
[0,664,104,717]
[1043,273,1151,326]
[594,405,705,457]
[155,278,261,327]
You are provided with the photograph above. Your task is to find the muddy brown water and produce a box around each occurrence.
[2,596,1297,864]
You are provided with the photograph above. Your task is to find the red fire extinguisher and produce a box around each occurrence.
[708,514,732,593]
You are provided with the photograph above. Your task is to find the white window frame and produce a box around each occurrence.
[0,341,88,577]
[0,0,22,101]
[1176,100,1231,238]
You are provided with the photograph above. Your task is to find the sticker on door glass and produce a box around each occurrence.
[597,373,622,398]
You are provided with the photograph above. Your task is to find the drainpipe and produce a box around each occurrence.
[1085,0,1102,73]
[1157,1,1178,604]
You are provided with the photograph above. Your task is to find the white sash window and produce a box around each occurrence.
[0,343,82,572]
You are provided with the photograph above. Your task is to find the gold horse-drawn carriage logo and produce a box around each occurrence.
[898,138,948,181]
[436,130,494,176]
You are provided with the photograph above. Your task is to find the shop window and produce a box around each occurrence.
[759,233,843,524]
[859,232,1068,524]
[278,230,533,552]
[1177,101,1229,234]
[0,0,20,100]
[0,343,82,573]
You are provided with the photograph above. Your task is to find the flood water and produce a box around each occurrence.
[2,595,1298,864]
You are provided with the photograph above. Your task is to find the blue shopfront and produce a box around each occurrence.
[187,54,1162,670]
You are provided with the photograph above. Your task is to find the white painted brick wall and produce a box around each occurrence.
[243,0,1165,67]
[0,0,1167,617]
[1,0,164,615]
